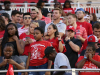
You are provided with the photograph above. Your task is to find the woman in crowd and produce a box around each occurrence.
[1,23,25,56]
[90,13,98,26]
[0,43,25,75]
[25,27,52,75]
[62,16,69,26]
[63,1,75,14]
[46,24,66,53]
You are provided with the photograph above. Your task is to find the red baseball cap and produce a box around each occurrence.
[87,35,98,44]
[66,26,75,32]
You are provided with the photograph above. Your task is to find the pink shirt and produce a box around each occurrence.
[18,25,29,36]
[41,16,51,24]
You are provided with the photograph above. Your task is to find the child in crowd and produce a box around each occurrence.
[76,45,100,75]
[46,24,66,53]
[1,23,25,56]
[0,43,25,75]
[25,27,52,75]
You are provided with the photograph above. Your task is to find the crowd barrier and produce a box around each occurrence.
[0,68,100,75]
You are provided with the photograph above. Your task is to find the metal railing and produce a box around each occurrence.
[0,69,100,75]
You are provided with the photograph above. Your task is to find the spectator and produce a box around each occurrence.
[37,7,51,24]
[84,15,90,23]
[67,13,87,43]
[20,22,39,56]
[30,7,46,31]
[25,27,52,75]
[76,45,100,75]
[64,26,82,68]
[85,11,90,16]
[80,35,100,56]
[44,46,71,75]
[54,2,66,16]
[1,13,11,25]
[47,12,53,21]
[19,13,24,26]
[37,1,48,17]
[46,24,66,53]
[3,1,12,17]
[0,43,25,75]
[18,13,32,36]
[63,1,75,15]
[45,8,66,38]
[11,10,22,28]
[62,16,69,26]
[90,13,98,26]
[76,8,93,36]
[1,23,25,56]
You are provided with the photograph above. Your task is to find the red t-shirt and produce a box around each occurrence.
[47,37,66,53]
[76,55,100,75]
[41,16,51,24]
[63,8,75,14]
[0,30,5,38]
[20,33,35,56]
[29,40,51,66]
[76,21,93,36]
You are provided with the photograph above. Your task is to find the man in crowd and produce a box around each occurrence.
[76,8,93,36]
[44,46,71,75]
[64,26,82,68]
[18,13,32,35]
[19,13,24,26]
[30,7,46,31]
[11,10,22,28]
[67,13,87,43]
[45,8,66,37]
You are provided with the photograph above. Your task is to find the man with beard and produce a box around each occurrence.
[76,8,93,36]
[45,8,66,37]
[30,7,46,31]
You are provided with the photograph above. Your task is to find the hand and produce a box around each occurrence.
[76,35,82,40]
[88,53,93,60]
[25,72,28,75]
[45,71,51,75]
[28,39,34,44]
[2,58,7,66]
[12,35,18,41]
[65,36,70,41]
[7,59,16,65]
[25,40,29,45]
[57,35,61,40]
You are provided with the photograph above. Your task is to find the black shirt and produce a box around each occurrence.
[80,47,100,56]
[64,37,82,68]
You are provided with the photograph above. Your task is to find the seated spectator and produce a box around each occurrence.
[19,13,24,26]
[47,12,53,21]
[1,23,25,56]
[84,15,90,23]
[64,26,82,68]
[46,24,66,53]
[63,1,75,15]
[76,8,93,36]
[30,7,46,31]
[76,45,100,75]
[18,13,32,36]
[11,10,22,28]
[44,46,71,75]
[45,8,66,38]
[62,16,68,26]
[37,7,51,24]
[80,35,100,56]
[0,43,25,75]
[1,13,11,25]
[90,13,99,26]
[25,27,52,75]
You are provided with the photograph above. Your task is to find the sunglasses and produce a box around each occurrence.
[24,17,31,20]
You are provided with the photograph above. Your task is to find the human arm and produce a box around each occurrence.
[76,35,85,43]
[0,59,7,67]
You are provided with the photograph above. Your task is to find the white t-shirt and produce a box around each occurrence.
[45,21,66,34]
[54,53,71,69]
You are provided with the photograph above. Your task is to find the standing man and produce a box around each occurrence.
[76,8,93,36]
[65,26,82,68]
[30,7,46,31]
[45,8,66,37]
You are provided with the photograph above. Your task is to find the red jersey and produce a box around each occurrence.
[20,33,35,55]
[76,21,93,36]
[47,37,66,53]
[29,40,51,66]
[76,55,100,75]
[41,16,51,24]
[63,8,75,14]
[0,30,5,38]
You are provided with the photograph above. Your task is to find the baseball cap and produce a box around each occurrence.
[66,26,75,32]
[31,7,39,13]
[75,8,85,13]
[87,35,98,44]
[43,46,56,58]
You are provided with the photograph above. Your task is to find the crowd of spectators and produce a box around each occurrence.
[0,0,100,75]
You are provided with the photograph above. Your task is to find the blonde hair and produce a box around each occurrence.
[63,16,69,26]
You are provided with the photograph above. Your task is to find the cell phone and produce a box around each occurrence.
[25,37,30,40]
